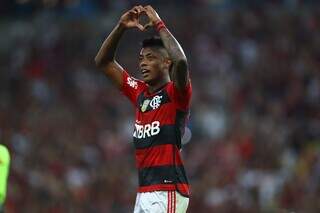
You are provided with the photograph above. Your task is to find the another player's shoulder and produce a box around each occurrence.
[0,145,10,164]
[0,145,9,155]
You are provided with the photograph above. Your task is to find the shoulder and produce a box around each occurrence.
[0,145,10,165]
[123,70,147,90]
[166,81,192,98]
[166,81,192,110]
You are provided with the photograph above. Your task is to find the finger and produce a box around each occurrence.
[144,5,154,16]
[133,5,144,14]
[128,9,139,19]
[136,23,145,31]
[137,5,144,12]
[144,21,153,30]
[128,9,138,16]
[132,6,139,13]
[144,5,153,11]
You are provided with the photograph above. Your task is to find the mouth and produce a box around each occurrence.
[141,68,151,78]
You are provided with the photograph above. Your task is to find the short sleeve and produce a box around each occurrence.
[121,70,146,105]
[167,81,192,110]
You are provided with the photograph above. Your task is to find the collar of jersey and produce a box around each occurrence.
[145,82,169,97]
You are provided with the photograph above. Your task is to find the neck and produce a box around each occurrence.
[147,76,170,93]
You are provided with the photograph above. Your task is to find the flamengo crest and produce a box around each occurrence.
[150,95,162,110]
[140,95,163,112]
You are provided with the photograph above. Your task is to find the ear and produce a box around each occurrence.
[164,59,173,79]
[164,58,172,69]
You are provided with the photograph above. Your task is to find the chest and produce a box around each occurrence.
[135,90,177,124]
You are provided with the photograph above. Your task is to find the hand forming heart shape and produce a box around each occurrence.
[119,5,159,31]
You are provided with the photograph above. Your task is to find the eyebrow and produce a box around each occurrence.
[139,52,154,58]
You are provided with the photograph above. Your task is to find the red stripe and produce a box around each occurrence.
[166,81,192,110]
[169,191,171,213]
[173,191,176,213]
[167,191,171,213]
[135,144,182,169]
[138,184,190,196]
[136,103,176,125]
[170,191,172,213]
[176,183,190,196]
[172,191,174,213]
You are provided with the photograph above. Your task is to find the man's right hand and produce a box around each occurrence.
[119,5,145,31]
[95,5,146,90]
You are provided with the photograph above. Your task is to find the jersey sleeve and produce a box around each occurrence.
[121,70,146,105]
[167,81,192,110]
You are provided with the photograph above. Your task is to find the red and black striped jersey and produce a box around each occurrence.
[121,71,191,197]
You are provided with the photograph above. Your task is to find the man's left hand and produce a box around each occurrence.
[143,5,162,29]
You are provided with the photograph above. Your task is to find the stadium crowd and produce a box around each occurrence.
[0,0,319,212]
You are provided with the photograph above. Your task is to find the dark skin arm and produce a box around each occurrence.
[95,6,144,89]
[144,5,190,92]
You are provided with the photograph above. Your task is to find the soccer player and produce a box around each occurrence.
[0,144,10,213]
[95,5,191,213]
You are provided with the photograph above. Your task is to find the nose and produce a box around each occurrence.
[140,58,147,68]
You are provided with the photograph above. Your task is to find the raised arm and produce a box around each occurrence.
[144,5,189,92]
[95,6,145,89]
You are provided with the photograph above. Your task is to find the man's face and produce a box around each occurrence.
[139,47,170,84]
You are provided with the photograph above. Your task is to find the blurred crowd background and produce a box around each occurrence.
[1,0,320,212]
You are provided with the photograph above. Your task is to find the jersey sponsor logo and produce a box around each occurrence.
[141,99,150,112]
[133,121,160,139]
[127,77,138,89]
[149,95,162,110]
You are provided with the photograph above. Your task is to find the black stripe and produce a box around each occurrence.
[175,110,189,149]
[138,165,188,186]
[133,125,178,149]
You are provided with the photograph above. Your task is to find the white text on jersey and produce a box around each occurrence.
[127,77,138,89]
[133,121,160,139]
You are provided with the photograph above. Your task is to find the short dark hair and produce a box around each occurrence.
[142,36,164,48]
